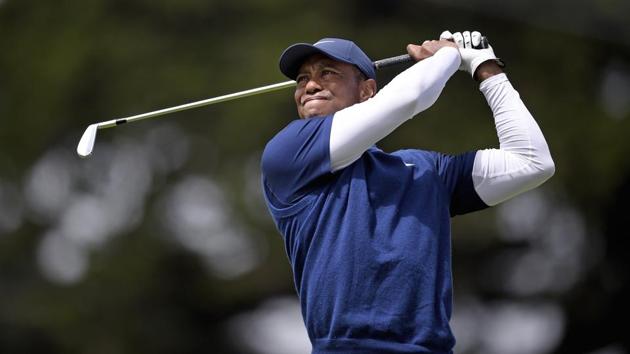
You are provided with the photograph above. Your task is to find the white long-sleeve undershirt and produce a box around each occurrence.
[328,47,555,206]
[472,73,555,205]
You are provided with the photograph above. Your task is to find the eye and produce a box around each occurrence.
[296,74,309,84]
[321,69,337,78]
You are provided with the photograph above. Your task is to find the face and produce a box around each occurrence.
[294,54,376,119]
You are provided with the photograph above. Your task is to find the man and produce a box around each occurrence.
[261,31,555,353]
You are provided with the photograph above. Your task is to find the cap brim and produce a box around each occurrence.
[279,43,354,80]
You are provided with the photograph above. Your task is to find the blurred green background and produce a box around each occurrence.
[1,0,629,353]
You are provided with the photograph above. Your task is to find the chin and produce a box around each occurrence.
[302,108,334,119]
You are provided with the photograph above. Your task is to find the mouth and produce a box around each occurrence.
[301,95,329,105]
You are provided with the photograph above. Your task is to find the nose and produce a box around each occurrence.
[304,76,322,94]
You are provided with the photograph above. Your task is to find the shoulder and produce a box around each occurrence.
[263,119,307,165]
[261,116,334,199]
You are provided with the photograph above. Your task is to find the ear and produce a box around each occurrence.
[359,79,377,102]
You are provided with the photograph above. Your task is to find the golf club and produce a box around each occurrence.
[76,53,415,158]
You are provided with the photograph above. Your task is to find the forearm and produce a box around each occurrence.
[472,73,555,205]
[329,47,461,171]
[474,60,504,82]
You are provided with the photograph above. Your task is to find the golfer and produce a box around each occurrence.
[261,31,555,353]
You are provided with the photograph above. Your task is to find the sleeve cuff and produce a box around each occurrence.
[479,72,508,92]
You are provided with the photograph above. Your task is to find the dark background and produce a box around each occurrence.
[1,0,629,353]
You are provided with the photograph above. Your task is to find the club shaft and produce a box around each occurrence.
[97,80,297,129]
[95,53,414,130]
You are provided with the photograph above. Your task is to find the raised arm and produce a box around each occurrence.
[329,42,461,171]
[472,64,555,205]
[445,31,556,205]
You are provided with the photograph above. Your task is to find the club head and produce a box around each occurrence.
[77,124,98,158]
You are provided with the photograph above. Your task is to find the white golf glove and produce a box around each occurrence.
[440,30,504,78]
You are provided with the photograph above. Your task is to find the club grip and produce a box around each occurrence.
[373,54,413,70]
[374,35,495,71]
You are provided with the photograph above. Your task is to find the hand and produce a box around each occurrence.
[440,30,504,80]
[406,39,457,62]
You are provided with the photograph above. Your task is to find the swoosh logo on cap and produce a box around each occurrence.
[315,40,335,46]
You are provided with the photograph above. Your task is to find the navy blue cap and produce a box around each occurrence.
[279,38,376,80]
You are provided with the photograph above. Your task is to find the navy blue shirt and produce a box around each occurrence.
[261,116,487,353]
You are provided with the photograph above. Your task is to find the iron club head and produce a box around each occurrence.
[77,124,98,158]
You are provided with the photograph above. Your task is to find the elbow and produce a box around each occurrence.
[474,151,555,206]
[544,158,556,179]
[522,143,556,185]
[533,155,556,184]
[511,154,556,192]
